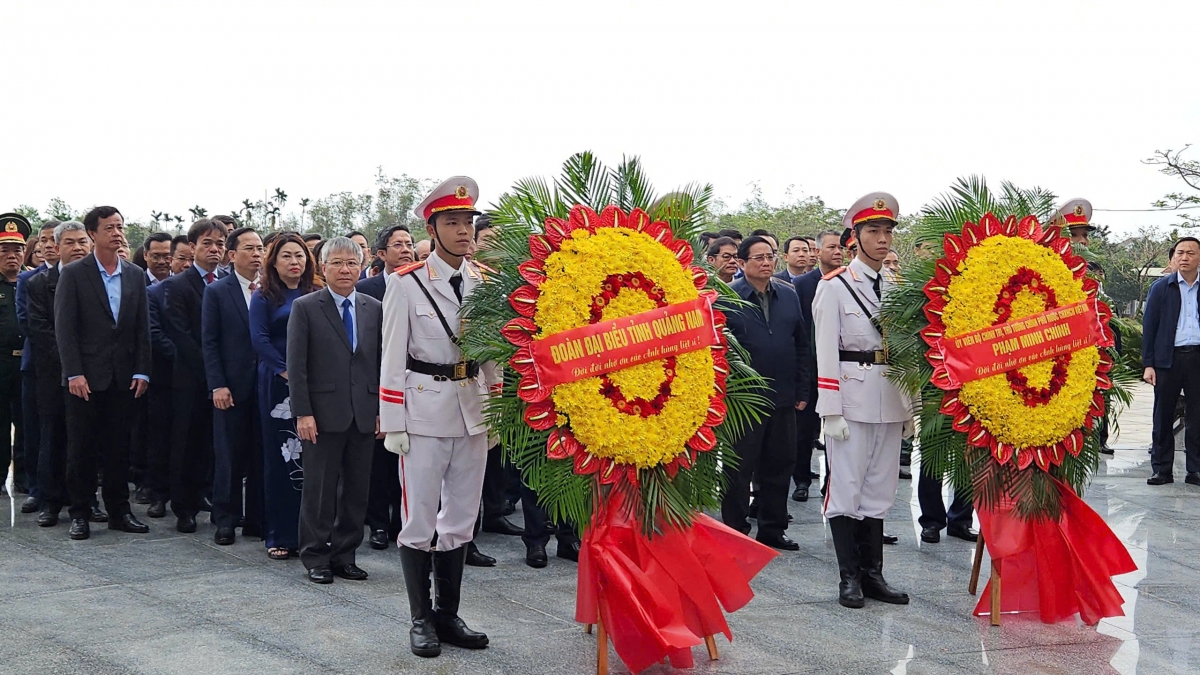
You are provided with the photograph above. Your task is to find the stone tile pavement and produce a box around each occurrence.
[1,382,1198,674]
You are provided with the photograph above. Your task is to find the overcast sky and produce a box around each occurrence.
[2,0,1196,235]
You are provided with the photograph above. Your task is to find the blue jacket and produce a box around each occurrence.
[201,271,258,402]
[1142,271,1200,370]
[355,273,387,302]
[16,263,46,372]
[723,276,811,409]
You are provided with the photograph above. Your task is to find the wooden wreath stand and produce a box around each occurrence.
[584,613,719,675]
[967,532,1002,626]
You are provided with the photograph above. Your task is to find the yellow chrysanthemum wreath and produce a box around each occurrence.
[535,227,713,468]
[942,236,1100,449]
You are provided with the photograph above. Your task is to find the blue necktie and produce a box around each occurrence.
[342,298,355,351]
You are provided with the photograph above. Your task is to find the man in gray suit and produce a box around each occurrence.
[287,237,383,584]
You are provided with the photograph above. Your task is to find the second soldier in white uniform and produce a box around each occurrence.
[813,192,914,609]
[380,177,498,657]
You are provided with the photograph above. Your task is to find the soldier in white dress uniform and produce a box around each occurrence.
[380,176,497,657]
[813,192,914,609]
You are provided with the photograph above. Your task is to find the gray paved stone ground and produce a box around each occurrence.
[1,383,1198,674]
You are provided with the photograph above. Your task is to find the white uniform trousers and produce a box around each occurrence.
[823,420,902,520]
[397,432,488,552]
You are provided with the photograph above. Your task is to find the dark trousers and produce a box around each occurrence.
[0,357,23,486]
[792,406,818,488]
[520,482,578,550]
[298,428,374,570]
[481,443,507,520]
[366,440,403,536]
[1151,349,1200,475]
[212,397,263,531]
[65,387,134,520]
[129,390,149,486]
[21,369,39,497]
[917,467,973,530]
[144,381,173,501]
[722,406,796,539]
[37,389,67,511]
[169,386,213,517]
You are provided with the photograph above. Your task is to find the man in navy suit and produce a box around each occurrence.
[203,226,265,544]
[142,245,179,519]
[163,218,227,533]
[356,224,412,551]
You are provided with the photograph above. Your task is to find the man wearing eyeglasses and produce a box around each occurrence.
[356,224,413,552]
[720,235,811,552]
[704,236,739,284]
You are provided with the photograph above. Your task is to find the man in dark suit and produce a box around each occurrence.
[142,258,175,519]
[774,236,811,284]
[356,224,411,551]
[28,221,84,526]
[14,219,59,515]
[202,226,265,545]
[289,237,382,584]
[53,207,152,540]
[163,218,227,533]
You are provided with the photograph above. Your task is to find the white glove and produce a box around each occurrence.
[384,431,410,455]
[902,419,915,440]
[823,415,850,442]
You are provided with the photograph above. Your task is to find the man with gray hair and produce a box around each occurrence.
[287,236,382,584]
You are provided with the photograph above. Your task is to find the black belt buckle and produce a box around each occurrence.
[454,361,468,380]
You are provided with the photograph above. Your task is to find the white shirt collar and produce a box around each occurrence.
[235,270,256,289]
[327,287,356,306]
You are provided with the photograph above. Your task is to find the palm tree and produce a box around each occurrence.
[299,198,310,230]
[150,211,164,228]
[241,199,255,225]
[188,205,208,221]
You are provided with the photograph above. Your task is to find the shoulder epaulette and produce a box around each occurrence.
[473,260,496,275]
[395,261,425,276]
[821,266,847,281]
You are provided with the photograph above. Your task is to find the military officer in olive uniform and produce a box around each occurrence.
[380,177,497,658]
[813,193,913,609]
[0,213,30,488]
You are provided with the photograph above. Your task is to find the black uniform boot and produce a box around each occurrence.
[858,518,909,604]
[433,546,490,649]
[828,516,865,608]
[399,546,441,657]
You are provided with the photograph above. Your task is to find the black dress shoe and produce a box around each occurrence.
[176,514,197,533]
[68,518,90,540]
[1099,446,1115,455]
[368,529,389,550]
[133,487,152,505]
[501,499,515,516]
[756,533,800,551]
[147,501,166,518]
[947,525,978,542]
[882,532,898,545]
[308,566,334,584]
[898,468,912,480]
[332,563,368,580]
[525,543,548,568]
[37,510,60,527]
[111,513,150,533]
[809,470,821,480]
[21,495,41,513]
[465,543,496,567]
[557,540,581,562]
[88,505,108,523]
[921,526,941,543]
[792,486,809,502]
[481,516,523,536]
[1187,472,1200,486]
[213,527,235,545]
[1148,473,1174,486]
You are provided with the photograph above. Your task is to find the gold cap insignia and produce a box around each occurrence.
[455,185,469,199]
[873,199,887,211]
[1073,205,1085,217]
[4,223,15,232]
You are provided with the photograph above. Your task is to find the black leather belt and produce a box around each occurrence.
[840,350,888,365]
[1176,345,1200,353]
[409,357,479,381]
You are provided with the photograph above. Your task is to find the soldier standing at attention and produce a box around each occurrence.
[813,192,913,609]
[380,177,496,658]
[0,214,30,491]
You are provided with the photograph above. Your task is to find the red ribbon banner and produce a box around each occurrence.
[529,292,719,390]
[938,301,1104,388]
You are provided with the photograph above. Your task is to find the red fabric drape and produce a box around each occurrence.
[575,492,778,674]
[974,480,1137,625]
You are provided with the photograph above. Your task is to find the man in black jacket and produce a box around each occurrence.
[162,218,227,533]
[721,235,811,551]
[53,207,152,540]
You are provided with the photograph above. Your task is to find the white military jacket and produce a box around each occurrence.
[379,252,498,437]
[812,257,912,424]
